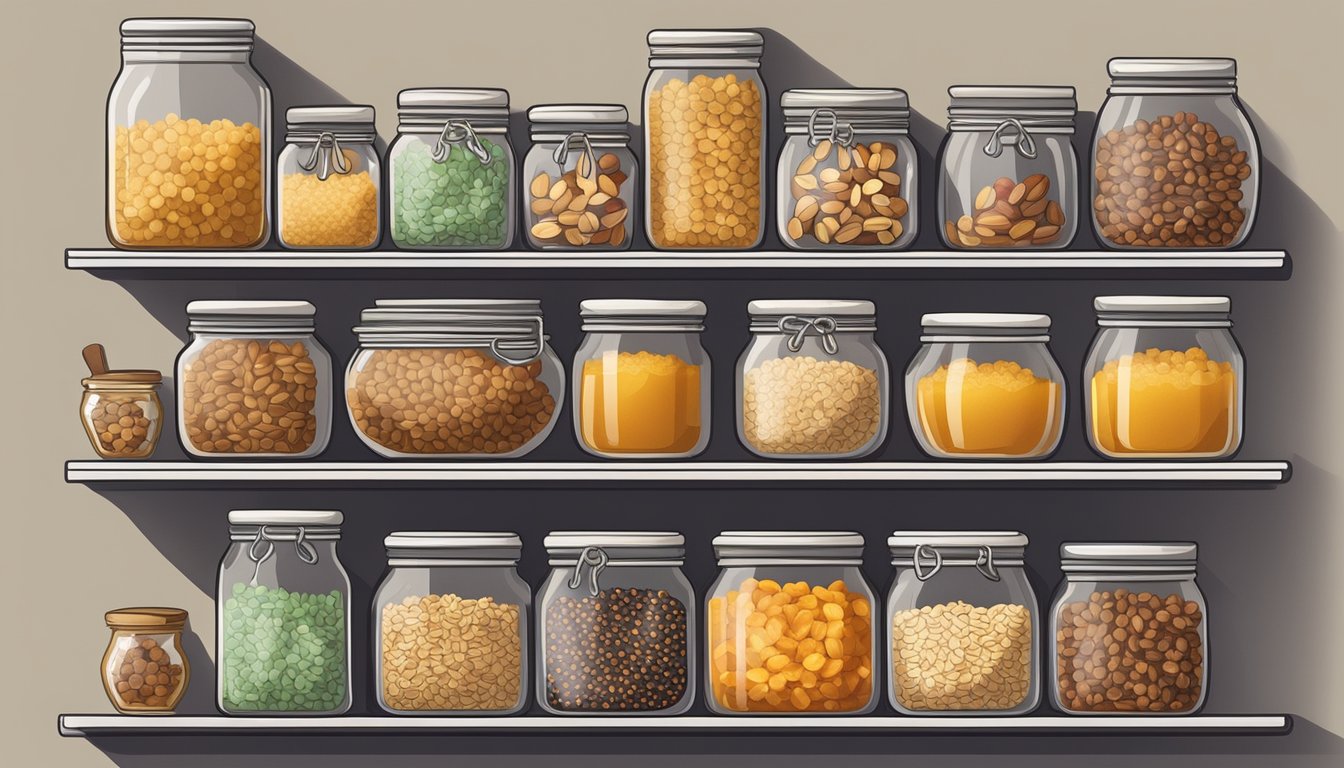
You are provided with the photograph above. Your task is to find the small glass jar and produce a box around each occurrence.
[102,608,190,714]
[905,313,1065,459]
[524,105,636,250]
[938,87,1078,250]
[176,301,332,458]
[389,89,515,250]
[573,299,710,458]
[1084,296,1243,458]
[347,299,562,458]
[81,370,164,459]
[217,510,351,716]
[706,531,878,715]
[373,532,530,716]
[737,300,888,459]
[1092,58,1259,249]
[778,88,917,250]
[277,106,381,249]
[887,532,1039,716]
[1050,543,1207,715]
[538,532,694,715]
[107,19,270,249]
[644,30,766,249]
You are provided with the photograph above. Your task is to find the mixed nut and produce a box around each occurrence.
[945,174,1065,248]
[786,139,909,247]
[528,152,630,248]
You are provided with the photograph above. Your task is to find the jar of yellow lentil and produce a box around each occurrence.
[706,531,878,715]
[1084,296,1244,458]
[277,106,381,249]
[107,19,270,249]
[644,30,766,250]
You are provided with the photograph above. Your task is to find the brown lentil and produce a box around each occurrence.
[787,139,909,247]
[181,339,319,454]
[742,356,881,455]
[88,396,156,457]
[944,174,1065,248]
[891,601,1032,711]
[110,638,185,709]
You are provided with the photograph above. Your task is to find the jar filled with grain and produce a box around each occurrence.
[524,105,637,250]
[107,19,270,249]
[644,30,766,250]
[176,301,332,458]
[707,531,878,715]
[778,89,917,250]
[1050,543,1207,715]
[737,300,889,459]
[217,510,351,715]
[373,532,530,715]
[887,532,1039,716]
[1083,296,1243,458]
[102,608,190,714]
[80,344,164,460]
[277,106,381,250]
[1092,59,1259,249]
[938,87,1078,250]
[538,532,695,715]
[346,299,562,458]
[904,313,1065,459]
[573,299,710,458]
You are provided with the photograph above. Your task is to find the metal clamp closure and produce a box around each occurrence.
[983,118,1037,160]
[432,120,493,166]
[913,544,1002,582]
[246,525,319,585]
[806,108,854,148]
[297,132,352,181]
[566,546,610,597]
[779,315,839,355]
[552,132,599,185]
[489,315,545,365]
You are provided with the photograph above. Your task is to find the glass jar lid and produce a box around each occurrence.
[920,312,1051,342]
[228,509,343,540]
[713,531,865,564]
[647,29,762,66]
[353,299,547,363]
[580,299,706,332]
[186,300,316,334]
[105,607,188,632]
[529,104,630,143]
[947,86,1076,143]
[1094,296,1232,328]
[397,88,510,133]
[889,531,1026,580]
[385,531,522,564]
[120,18,254,51]
[782,88,910,135]
[1061,542,1197,575]
[1108,57,1237,95]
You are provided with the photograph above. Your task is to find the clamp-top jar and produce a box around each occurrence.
[277,106,381,249]
[346,299,562,457]
[524,105,636,249]
[938,86,1078,249]
[778,88,917,250]
[389,89,515,250]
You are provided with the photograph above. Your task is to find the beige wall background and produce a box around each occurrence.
[2,1,1341,766]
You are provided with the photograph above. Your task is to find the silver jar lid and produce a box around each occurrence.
[748,299,874,317]
[353,299,546,363]
[528,104,630,144]
[1061,542,1197,575]
[782,88,910,135]
[186,300,316,334]
[121,18,255,51]
[228,510,342,540]
[948,85,1076,133]
[580,299,706,332]
[647,29,762,66]
[397,88,510,129]
[544,531,685,562]
[1094,296,1231,328]
[285,106,377,173]
[385,531,522,563]
[920,312,1051,342]
[888,531,1028,551]
[713,531,865,564]
[889,531,1027,578]
[1108,57,1237,95]
[747,300,877,341]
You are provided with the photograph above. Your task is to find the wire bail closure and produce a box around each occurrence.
[246,525,319,585]
[488,315,545,366]
[552,132,599,184]
[432,120,493,166]
[298,132,352,181]
[567,546,610,597]
[983,118,1037,159]
[806,108,855,148]
[778,315,839,355]
[913,544,1002,582]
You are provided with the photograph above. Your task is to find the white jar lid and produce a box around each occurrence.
[228,510,343,526]
[648,29,762,51]
[398,88,509,110]
[888,531,1028,550]
[187,300,315,316]
[948,86,1076,129]
[713,531,865,563]
[545,531,684,549]
[580,299,706,317]
[748,299,874,316]
[781,88,909,111]
[1108,58,1236,80]
[121,18,254,37]
[1094,296,1230,313]
[287,105,375,125]
[528,104,628,125]
[921,313,1050,330]
[1061,542,1197,562]
[385,531,521,550]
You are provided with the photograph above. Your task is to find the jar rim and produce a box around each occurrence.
[120,17,254,51]
[229,509,343,526]
[83,370,163,386]
[748,299,874,317]
[1108,57,1236,80]
[1094,296,1230,313]
[888,531,1028,550]
[1061,542,1196,562]
[921,313,1050,330]
[384,531,521,552]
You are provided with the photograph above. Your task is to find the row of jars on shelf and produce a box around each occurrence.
[105,521,1207,717]
[108,20,1261,252]
[80,295,1245,462]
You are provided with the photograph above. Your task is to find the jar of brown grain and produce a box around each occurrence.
[102,607,190,714]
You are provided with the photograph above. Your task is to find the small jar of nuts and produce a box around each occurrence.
[778,89,917,250]
[887,532,1039,716]
[176,301,332,458]
[524,105,636,250]
[80,344,164,459]
[277,106,381,250]
[1050,543,1208,715]
[102,607,190,714]
[938,87,1078,250]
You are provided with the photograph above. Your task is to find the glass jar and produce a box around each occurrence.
[81,368,164,460]
[644,30,765,250]
[1084,296,1243,458]
[706,531,877,715]
[388,88,515,250]
[373,532,530,716]
[778,88,917,250]
[102,608,190,714]
[886,532,1038,715]
[538,532,694,715]
[938,86,1078,250]
[217,510,351,715]
[277,106,381,249]
[176,301,332,458]
[904,313,1065,459]
[524,105,636,250]
[1092,58,1260,249]
[1050,543,1207,715]
[737,300,888,459]
[573,299,710,458]
[107,19,270,249]
[347,299,562,457]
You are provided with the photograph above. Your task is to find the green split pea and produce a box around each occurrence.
[221,583,347,712]
[392,137,511,248]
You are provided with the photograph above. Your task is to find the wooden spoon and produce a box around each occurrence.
[82,343,110,376]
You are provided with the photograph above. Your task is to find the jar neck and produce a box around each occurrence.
[582,320,704,333]
[531,131,630,148]
[921,334,1050,343]
[1097,313,1231,329]
[1063,571,1197,583]
[122,49,252,64]
[649,56,760,69]
[718,558,863,567]
[190,324,315,336]
[1108,80,1235,96]
[387,559,520,568]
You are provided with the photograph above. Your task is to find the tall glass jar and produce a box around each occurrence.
[107,19,270,249]
[1092,58,1259,249]
[1050,543,1207,715]
[938,87,1078,250]
[176,301,332,458]
[346,299,562,457]
[524,105,636,250]
[277,106,381,249]
[778,88,917,250]
[538,532,694,716]
[573,299,710,458]
[706,531,877,715]
[904,313,1065,459]
[102,608,190,714]
[737,300,888,459]
[373,532,530,716]
[644,30,765,249]
[217,510,351,716]
[1084,296,1243,458]
[388,89,515,250]
[887,532,1039,716]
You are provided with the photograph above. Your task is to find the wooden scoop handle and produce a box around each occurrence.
[82,343,109,376]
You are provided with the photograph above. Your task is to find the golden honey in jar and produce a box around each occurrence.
[102,608,190,714]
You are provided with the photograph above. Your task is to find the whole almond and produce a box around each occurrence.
[530,220,562,240]
[861,179,883,196]
[956,215,974,234]
[599,208,628,229]
[1009,219,1037,240]
[547,180,568,201]
[1046,200,1065,226]
[813,139,833,161]
[976,213,1011,230]
[1008,182,1027,205]
[835,221,863,243]
[795,195,820,220]
[974,186,996,211]
[787,217,805,240]
[823,181,849,194]
[879,146,897,169]
[530,173,551,199]
[820,167,842,184]
[863,216,893,232]
[796,155,818,175]
[1024,173,1049,202]
[820,200,846,215]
